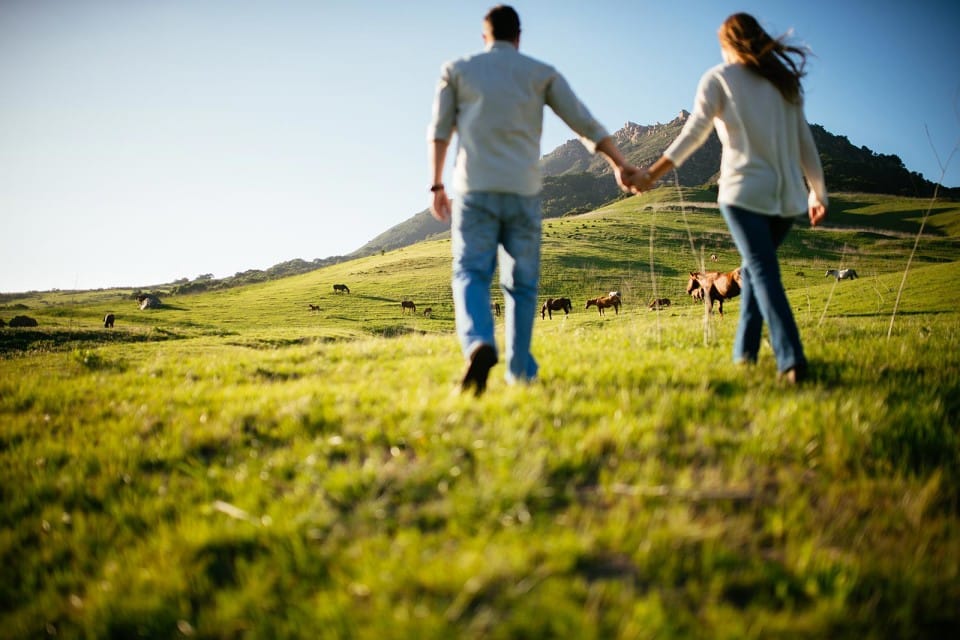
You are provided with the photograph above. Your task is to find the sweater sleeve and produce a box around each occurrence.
[664,69,722,167]
[426,62,457,143]
[797,109,828,207]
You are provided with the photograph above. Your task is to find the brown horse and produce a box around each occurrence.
[585,294,621,316]
[648,298,671,310]
[541,297,572,319]
[333,283,350,294]
[401,300,416,314]
[686,268,742,316]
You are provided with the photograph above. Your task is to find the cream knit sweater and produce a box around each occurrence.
[665,63,828,217]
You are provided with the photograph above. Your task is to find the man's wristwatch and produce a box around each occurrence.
[429,184,445,192]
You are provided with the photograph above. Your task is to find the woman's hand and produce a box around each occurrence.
[808,201,827,227]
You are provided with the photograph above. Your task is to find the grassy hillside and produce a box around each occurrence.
[2,190,959,638]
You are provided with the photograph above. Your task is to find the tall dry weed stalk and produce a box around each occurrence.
[887,123,959,338]
[671,170,713,345]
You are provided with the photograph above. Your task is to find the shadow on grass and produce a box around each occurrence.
[0,328,183,357]
[333,294,398,304]
[838,310,953,318]
[819,196,952,237]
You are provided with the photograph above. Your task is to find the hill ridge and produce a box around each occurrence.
[351,116,957,261]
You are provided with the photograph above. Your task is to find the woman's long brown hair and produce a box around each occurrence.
[719,13,809,104]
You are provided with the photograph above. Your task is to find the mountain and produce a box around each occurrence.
[538,112,723,219]
[351,112,957,259]
[352,209,450,256]
[350,112,715,256]
[542,112,723,186]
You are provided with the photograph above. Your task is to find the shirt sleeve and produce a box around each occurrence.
[427,62,457,142]
[664,69,723,167]
[797,108,828,207]
[545,71,609,154]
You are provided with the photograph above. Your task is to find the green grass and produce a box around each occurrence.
[2,190,959,638]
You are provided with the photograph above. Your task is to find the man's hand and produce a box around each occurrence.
[428,139,451,222]
[596,137,641,196]
[430,190,452,223]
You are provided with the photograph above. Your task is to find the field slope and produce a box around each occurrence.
[2,190,959,639]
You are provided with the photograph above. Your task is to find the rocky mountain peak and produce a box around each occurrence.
[612,121,649,143]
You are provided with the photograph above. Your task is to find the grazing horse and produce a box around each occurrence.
[541,297,572,319]
[710,253,719,262]
[401,300,416,314]
[103,313,115,328]
[825,269,858,281]
[423,308,432,317]
[308,304,320,312]
[585,294,621,316]
[686,268,742,317]
[491,302,501,317]
[333,283,350,294]
[648,298,671,310]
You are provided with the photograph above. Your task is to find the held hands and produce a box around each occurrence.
[627,168,656,194]
[614,164,643,193]
[597,138,650,196]
[621,157,673,194]
[614,165,655,194]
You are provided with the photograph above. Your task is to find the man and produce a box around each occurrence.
[427,5,636,396]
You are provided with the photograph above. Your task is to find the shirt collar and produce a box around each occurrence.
[485,40,518,53]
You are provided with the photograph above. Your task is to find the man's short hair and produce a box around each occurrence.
[484,5,521,41]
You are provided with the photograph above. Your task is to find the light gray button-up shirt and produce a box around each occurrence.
[428,41,609,197]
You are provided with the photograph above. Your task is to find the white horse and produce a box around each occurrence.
[825,269,858,281]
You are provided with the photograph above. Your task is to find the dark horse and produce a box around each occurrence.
[686,268,742,317]
[648,298,671,310]
[333,283,350,294]
[541,297,572,319]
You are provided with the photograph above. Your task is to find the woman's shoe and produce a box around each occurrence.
[779,363,807,386]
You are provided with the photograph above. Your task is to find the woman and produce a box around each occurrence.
[633,13,828,384]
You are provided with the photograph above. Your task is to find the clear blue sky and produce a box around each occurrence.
[2,0,958,293]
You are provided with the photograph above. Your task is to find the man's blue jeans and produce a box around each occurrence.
[720,204,806,374]
[451,191,540,383]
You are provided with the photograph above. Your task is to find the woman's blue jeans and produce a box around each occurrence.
[720,205,806,373]
[451,191,540,383]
